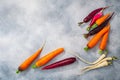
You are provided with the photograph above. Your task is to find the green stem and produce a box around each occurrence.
[84,46,89,51]
[32,64,37,69]
[90,23,98,30]
[98,50,103,55]
[16,70,20,74]
[86,26,91,31]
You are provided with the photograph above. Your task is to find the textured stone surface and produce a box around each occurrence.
[0,0,120,80]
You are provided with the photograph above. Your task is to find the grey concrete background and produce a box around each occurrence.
[0,0,120,80]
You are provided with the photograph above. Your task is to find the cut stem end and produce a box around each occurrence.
[32,65,37,69]
[86,27,91,31]
[84,47,89,51]
[98,50,103,55]
[16,70,20,74]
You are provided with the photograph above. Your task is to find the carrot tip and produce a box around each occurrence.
[32,65,37,69]
[84,47,89,51]
[16,70,20,74]
[104,5,113,9]
[78,22,84,26]
[98,50,103,55]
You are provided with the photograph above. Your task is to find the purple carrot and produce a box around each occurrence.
[78,6,109,26]
[87,9,104,31]
[42,57,76,70]
[84,12,114,38]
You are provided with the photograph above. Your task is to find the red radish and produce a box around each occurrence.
[42,57,76,70]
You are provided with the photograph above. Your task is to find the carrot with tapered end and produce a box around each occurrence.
[84,24,110,51]
[89,13,111,31]
[16,42,46,74]
[32,48,64,68]
[99,30,110,54]
[84,12,114,38]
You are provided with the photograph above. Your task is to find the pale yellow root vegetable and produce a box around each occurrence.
[81,61,112,74]
[96,56,117,64]
[81,56,117,71]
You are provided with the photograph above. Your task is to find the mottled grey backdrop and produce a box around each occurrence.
[0,0,120,80]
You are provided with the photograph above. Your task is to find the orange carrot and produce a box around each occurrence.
[16,42,45,74]
[96,13,111,25]
[84,24,110,51]
[90,13,111,30]
[99,29,110,54]
[32,48,64,68]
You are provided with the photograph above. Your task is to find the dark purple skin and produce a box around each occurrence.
[83,8,103,22]
[87,12,114,36]
[78,6,109,26]
[42,57,76,70]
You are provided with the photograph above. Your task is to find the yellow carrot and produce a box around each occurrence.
[32,48,64,68]
[16,42,45,73]
[99,29,110,54]
[84,24,110,51]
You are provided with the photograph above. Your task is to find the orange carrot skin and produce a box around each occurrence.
[90,13,111,31]
[33,48,64,68]
[16,46,44,73]
[87,24,110,49]
[96,13,111,25]
[99,30,110,50]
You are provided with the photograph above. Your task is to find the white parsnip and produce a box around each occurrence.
[81,61,112,74]
[94,56,117,65]
[81,56,117,71]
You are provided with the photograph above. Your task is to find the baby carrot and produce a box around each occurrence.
[87,9,103,31]
[16,42,45,74]
[42,57,76,70]
[32,48,64,68]
[78,6,109,26]
[99,30,110,54]
[84,24,110,51]
[90,13,111,30]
